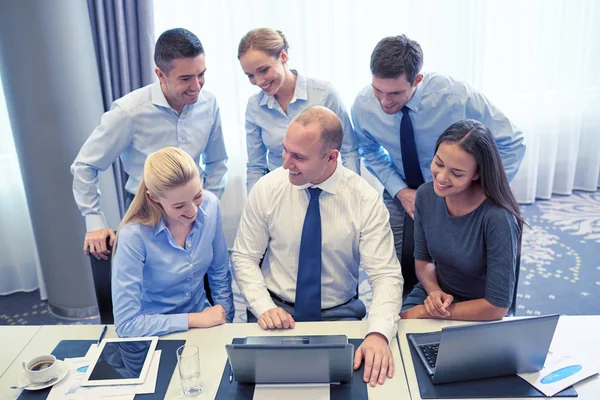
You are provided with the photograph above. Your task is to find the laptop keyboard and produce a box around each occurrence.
[419,343,439,369]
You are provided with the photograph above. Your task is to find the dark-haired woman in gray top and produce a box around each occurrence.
[400,119,523,321]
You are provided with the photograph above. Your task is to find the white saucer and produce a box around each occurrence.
[16,359,69,390]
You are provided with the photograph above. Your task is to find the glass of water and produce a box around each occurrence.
[177,344,203,397]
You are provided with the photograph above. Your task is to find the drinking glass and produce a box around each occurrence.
[177,345,202,397]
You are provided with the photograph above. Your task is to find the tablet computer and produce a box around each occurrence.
[81,336,159,386]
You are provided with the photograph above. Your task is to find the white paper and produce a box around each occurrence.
[47,350,161,400]
[518,351,598,396]
[253,383,329,400]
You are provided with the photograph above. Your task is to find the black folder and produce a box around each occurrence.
[18,338,185,400]
[406,334,578,398]
[215,338,368,399]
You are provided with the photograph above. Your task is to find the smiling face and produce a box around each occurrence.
[431,142,479,198]
[239,49,288,97]
[371,73,422,115]
[155,54,206,114]
[149,177,204,227]
[282,120,338,186]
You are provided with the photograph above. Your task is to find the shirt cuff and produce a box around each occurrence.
[85,213,108,232]
[366,317,398,345]
[385,179,407,199]
[252,297,278,318]
[170,313,190,333]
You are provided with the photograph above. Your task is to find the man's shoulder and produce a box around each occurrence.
[251,167,289,196]
[421,72,473,98]
[352,84,375,106]
[339,167,382,201]
[113,83,155,112]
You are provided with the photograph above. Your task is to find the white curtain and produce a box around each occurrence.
[0,75,46,297]
[153,0,599,243]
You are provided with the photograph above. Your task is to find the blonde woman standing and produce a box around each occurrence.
[112,147,233,337]
[238,28,361,193]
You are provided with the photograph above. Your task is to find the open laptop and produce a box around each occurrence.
[408,314,560,384]
[225,335,354,384]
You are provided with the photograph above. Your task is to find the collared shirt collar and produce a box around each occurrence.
[151,81,172,109]
[393,80,424,121]
[406,78,425,113]
[153,203,208,237]
[293,162,342,195]
[260,70,307,109]
[151,81,196,114]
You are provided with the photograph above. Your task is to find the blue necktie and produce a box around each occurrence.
[400,106,424,189]
[295,187,323,321]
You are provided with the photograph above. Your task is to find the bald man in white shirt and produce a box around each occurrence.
[231,106,404,387]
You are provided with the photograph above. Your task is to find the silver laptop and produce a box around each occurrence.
[408,314,560,384]
[225,335,354,384]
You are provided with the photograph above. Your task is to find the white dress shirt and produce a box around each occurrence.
[231,164,404,343]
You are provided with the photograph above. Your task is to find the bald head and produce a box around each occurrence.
[292,106,344,155]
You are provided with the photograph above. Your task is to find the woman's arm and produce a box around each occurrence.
[206,202,235,322]
[444,299,508,321]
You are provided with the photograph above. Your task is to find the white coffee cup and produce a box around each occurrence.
[21,355,58,383]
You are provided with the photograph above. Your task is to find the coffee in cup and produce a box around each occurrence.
[22,355,58,383]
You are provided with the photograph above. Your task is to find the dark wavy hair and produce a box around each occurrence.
[436,119,525,232]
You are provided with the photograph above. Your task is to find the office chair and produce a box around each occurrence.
[400,213,419,298]
[89,235,214,325]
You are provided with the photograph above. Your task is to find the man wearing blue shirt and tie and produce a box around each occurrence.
[351,35,525,295]
[71,28,228,261]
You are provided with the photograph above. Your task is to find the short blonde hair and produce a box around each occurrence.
[118,147,199,230]
[238,28,289,59]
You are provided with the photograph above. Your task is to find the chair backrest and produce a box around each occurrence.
[89,239,114,324]
[89,235,214,325]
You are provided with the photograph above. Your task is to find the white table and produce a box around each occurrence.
[397,316,600,400]
[164,320,410,399]
[0,326,42,378]
[0,324,114,399]
[0,321,409,399]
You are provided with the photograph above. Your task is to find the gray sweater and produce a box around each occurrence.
[413,182,519,308]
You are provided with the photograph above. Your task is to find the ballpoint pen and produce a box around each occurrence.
[229,359,233,383]
[97,325,107,346]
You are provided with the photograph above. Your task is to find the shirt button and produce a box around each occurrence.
[187,243,191,248]
[187,278,191,281]
[188,263,193,268]
[186,292,190,297]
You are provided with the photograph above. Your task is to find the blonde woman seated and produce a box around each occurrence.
[112,147,234,337]
[400,120,523,321]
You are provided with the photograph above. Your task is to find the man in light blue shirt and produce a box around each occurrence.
[352,34,525,294]
[71,28,227,260]
[245,70,360,192]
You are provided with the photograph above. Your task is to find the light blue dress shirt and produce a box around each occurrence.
[112,191,234,337]
[245,71,361,193]
[352,73,526,198]
[71,82,228,232]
